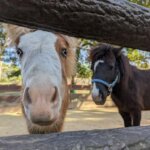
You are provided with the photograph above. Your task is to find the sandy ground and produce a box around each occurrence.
[0,101,150,137]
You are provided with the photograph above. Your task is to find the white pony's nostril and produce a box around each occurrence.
[51,87,57,103]
[24,87,32,104]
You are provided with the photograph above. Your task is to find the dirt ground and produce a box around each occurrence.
[0,101,150,137]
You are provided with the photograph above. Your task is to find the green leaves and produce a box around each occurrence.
[0,23,6,54]
[127,48,149,68]
[76,62,92,78]
[75,39,98,78]
[129,0,150,8]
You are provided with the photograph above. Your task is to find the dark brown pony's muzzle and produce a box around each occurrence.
[92,81,109,105]
[92,90,107,105]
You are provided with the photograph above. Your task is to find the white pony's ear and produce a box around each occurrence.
[3,23,31,46]
[61,35,79,51]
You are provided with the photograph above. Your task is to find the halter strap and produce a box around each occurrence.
[92,74,120,93]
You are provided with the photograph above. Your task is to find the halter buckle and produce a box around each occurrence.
[108,86,113,93]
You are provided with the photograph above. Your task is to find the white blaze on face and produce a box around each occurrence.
[92,83,99,98]
[18,30,63,120]
[92,60,104,99]
[94,60,104,72]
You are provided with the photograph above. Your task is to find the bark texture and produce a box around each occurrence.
[0,126,150,150]
[0,0,150,51]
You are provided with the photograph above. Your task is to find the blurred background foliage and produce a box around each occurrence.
[0,0,149,83]
[129,0,150,7]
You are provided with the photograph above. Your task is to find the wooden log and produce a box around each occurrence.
[0,0,150,51]
[0,84,21,92]
[0,126,150,150]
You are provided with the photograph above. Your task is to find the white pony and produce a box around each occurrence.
[4,24,77,134]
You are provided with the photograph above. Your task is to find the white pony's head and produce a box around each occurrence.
[4,24,77,134]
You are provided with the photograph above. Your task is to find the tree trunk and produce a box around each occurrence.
[1,126,150,150]
[0,61,3,81]
[0,0,150,51]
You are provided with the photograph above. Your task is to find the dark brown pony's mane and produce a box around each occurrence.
[90,44,112,62]
[117,52,132,81]
[90,44,132,81]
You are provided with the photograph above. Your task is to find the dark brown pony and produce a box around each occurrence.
[90,44,150,127]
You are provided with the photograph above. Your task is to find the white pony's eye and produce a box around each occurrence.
[16,48,23,57]
[61,48,68,58]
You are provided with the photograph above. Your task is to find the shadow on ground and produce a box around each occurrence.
[0,101,150,137]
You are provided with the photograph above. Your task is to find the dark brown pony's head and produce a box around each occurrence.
[90,44,122,105]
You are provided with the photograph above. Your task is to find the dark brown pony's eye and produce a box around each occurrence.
[61,48,68,58]
[16,48,23,57]
[109,64,114,70]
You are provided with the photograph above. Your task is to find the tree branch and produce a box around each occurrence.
[0,0,150,51]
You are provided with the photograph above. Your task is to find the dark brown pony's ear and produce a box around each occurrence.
[113,47,123,58]
[89,47,94,61]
